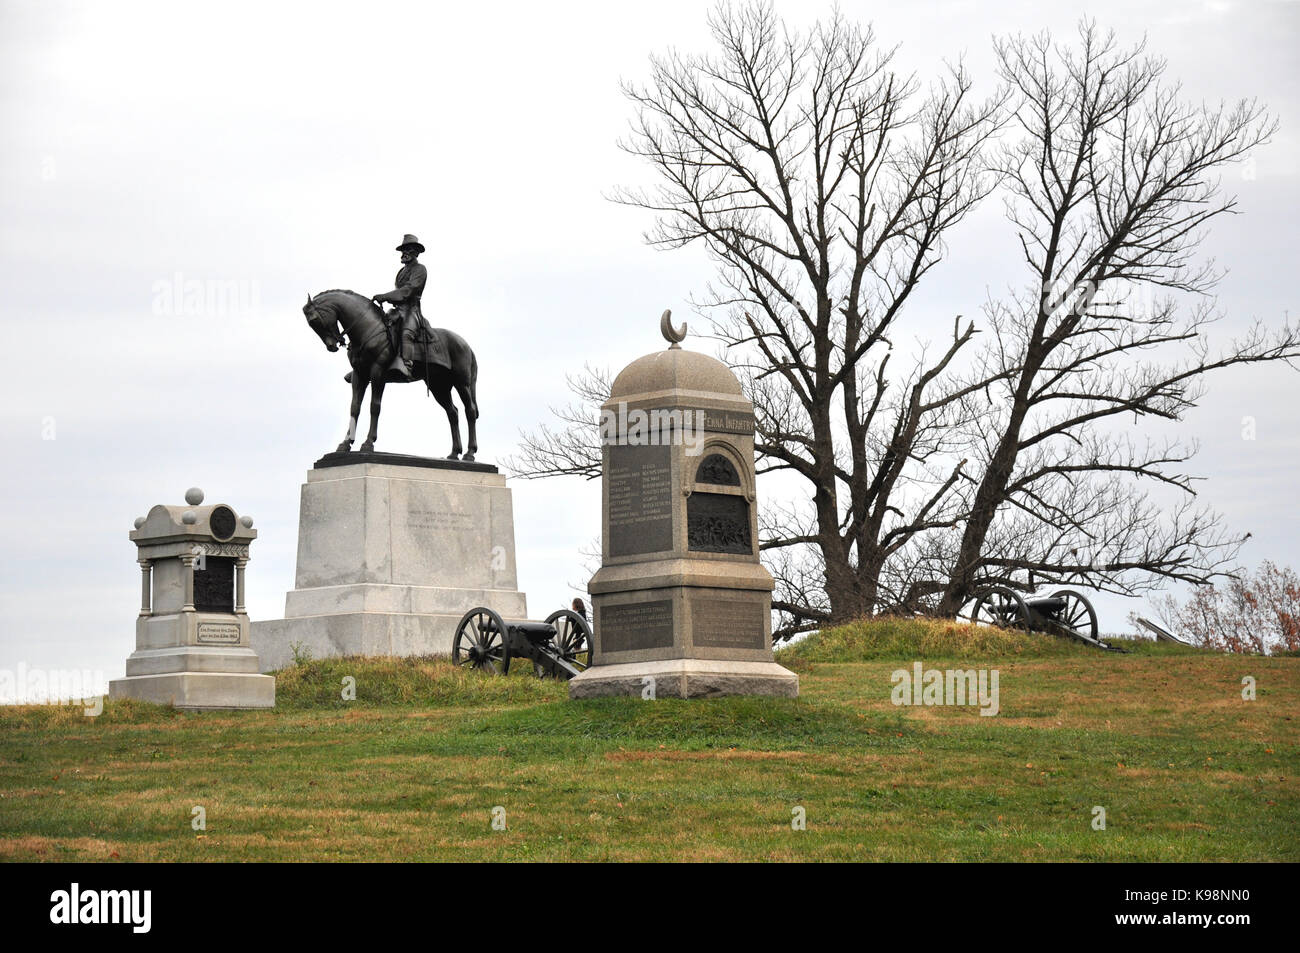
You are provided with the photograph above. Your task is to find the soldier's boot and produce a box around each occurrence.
[396,331,417,380]
[385,349,413,383]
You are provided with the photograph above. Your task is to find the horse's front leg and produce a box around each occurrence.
[359,373,385,452]
[337,373,368,452]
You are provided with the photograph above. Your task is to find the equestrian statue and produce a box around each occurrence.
[303,234,479,460]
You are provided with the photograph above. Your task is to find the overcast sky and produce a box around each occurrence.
[2,0,1296,692]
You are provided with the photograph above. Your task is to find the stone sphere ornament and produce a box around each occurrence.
[182,510,198,525]
[185,487,205,505]
[240,515,254,528]
[134,516,146,529]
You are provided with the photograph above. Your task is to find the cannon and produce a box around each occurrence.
[961,585,1125,652]
[451,606,593,679]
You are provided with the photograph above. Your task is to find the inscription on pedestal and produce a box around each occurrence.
[408,507,476,532]
[607,445,673,557]
[690,408,756,435]
[691,599,766,649]
[599,600,674,653]
[197,621,241,645]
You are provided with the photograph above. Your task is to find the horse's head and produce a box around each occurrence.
[304,293,344,352]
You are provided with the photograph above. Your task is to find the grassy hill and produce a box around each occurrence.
[1,618,1295,861]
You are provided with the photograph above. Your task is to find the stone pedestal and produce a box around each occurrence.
[110,488,275,710]
[568,658,798,699]
[569,336,797,699]
[251,455,527,671]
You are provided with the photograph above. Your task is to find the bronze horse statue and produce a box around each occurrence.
[303,290,479,460]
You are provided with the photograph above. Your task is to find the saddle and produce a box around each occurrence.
[380,308,450,372]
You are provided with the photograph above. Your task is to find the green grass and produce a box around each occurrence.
[1,619,1295,861]
[775,614,1197,663]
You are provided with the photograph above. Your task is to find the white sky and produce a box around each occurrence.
[2,0,1297,690]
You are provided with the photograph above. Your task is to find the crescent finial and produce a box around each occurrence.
[660,308,687,348]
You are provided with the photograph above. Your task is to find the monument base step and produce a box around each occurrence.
[568,658,798,699]
[109,672,275,710]
[251,609,504,672]
[282,583,526,618]
[124,645,262,676]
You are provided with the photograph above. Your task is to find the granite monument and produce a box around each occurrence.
[568,313,799,698]
[110,487,275,709]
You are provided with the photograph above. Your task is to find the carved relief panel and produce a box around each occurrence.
[686,451,754,555]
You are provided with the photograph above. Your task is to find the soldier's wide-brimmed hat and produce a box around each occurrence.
[396,234,425,253]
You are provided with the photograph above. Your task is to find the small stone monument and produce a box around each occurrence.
[110,487,275,709]
[568,312,798,699]
[250,455,527,670]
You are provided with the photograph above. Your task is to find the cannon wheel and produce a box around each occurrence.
[540,608,593,677]
[452,607,513,675]
[1049,589,1100,643]
[965,586,1031,632]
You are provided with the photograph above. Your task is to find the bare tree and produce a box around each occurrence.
[933,21,1298,614]
[508,365,610,481]
[512,6,1299,640]
[597,2,1002,635]
[1135,561,1300,655]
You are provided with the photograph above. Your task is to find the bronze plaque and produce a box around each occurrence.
[692,599,766,650]
[607,444,673,557]
[209,505,237,541]
[695,454,741,486]
[687,493,752,554]
[194,556,235,613]
[599,600,674,653]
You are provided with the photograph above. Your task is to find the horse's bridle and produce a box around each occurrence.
[306,297,393,355]
[305,304,345,351]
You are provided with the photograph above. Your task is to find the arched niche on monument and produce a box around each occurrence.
[686,446,755,556]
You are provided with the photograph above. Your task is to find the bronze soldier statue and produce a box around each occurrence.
[308,233,478,458]
[371,234,428,382]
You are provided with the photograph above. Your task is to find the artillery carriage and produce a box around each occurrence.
[961,584,1124,652]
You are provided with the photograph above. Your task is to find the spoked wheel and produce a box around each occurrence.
[1049,589,1100,643]
[964,586,1031,632]
[452,607,513,674]
[543,608,593,674]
